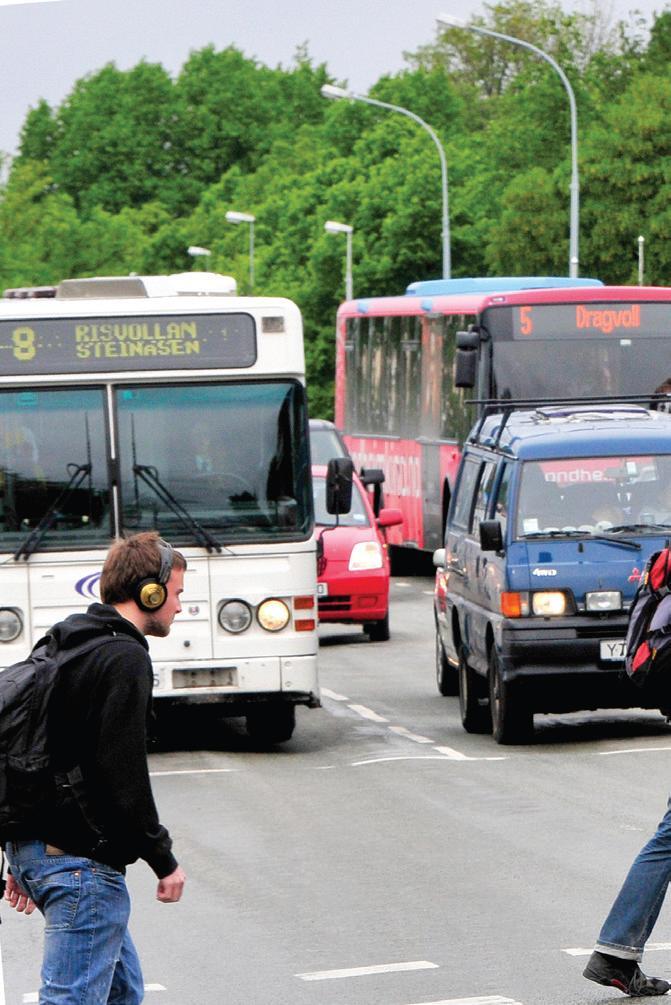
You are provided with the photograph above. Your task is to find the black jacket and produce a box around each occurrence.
[30,603,177,879]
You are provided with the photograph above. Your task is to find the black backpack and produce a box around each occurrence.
[0,633,123,845]
[625,547,671,693]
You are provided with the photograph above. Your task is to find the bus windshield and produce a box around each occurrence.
[117,380,312,542]
[0,388,112,551]
[486,303,671,400]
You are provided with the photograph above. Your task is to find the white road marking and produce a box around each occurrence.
[321,687,350,701]
[150,768,237,777]
[296,960,438,980]
[23,986,165,1003]
[389,725,434,743]
[423,590,435,595]
[433,745,508,762]
[405,997,523,1005]
[352,755,473,766]
[348,704,389,722]
[394,581,412,587]
[563,943,671,956]
[597,746,671,756]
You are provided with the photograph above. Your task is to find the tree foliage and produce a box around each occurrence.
[1,3,670,415]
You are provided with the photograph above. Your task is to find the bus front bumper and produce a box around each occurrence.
[151,654,320,708]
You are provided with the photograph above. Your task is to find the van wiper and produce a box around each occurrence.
[14,463,92,561]
[522,528,640,550]
[133,464,223,554]
[608,522,671,533]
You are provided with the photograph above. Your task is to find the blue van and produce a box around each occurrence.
[433,404,671,743]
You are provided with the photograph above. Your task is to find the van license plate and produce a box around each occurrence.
[600,640,626,661]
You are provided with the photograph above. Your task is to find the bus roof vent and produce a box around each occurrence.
[55,273,238,299]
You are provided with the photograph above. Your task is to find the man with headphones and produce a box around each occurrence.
[3,531,187,1005]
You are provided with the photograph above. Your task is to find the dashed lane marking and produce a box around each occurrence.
[347,703,389,722]
[23,986,165,1003]
[597,746,671,756]
[321,687,349,701]
[296,960,438,981]
[389,725,434,743]
[405,998,523,1005]
[321,691,509,762]
[150,768,237,777]
[563,943,671,956]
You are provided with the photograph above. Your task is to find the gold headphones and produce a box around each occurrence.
[134,540,174,612]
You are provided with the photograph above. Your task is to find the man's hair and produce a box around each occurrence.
[100,532,186,605]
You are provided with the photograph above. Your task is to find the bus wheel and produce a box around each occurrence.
[488,648,533,745]
[458,646,491,733]
[436,632,458,696]
[365,613,390,642]
[246,703,296,744]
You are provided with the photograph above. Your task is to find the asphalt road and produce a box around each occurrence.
[5,577,671,1005]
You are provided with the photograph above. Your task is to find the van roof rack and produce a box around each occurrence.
[468,395,663,449]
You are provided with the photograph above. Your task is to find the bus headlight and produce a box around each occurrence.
[0,608,22,642]
[349,541,383,571]
[257,599,290,632]
[218,600,253,634]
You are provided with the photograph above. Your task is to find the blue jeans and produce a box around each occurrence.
[596,794,671,961]
[5,841,144,1004]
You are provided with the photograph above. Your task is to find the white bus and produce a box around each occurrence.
[0,272,319,744]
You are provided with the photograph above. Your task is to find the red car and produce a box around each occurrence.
[312,465,402,641]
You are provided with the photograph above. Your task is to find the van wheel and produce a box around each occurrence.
[436,632,458,696]
[365,613,390,642]
[246,704,296,744]
[458,646,492,733]
[488,648,533,744]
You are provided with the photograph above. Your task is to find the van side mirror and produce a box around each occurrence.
[480,520,504,552]
[326,457,354,515]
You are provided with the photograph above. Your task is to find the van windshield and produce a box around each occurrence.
[516,455,671,538]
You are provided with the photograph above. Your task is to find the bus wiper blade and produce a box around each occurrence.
[14,463,92,561]
[133,464,223,554]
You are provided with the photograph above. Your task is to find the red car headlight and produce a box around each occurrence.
[349,541,383,571]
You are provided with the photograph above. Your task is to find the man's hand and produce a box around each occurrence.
[5,874,36,915]
[156,865,186,903]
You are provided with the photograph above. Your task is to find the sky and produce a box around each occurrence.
[0,0,666,158]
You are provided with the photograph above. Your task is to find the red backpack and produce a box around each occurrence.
[625,548,671,689]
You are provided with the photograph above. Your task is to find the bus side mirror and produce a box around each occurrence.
[480,520,504,553]
[455,328,480,389]
[326,457,354,515]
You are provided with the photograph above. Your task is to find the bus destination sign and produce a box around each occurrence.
[510,302,671,340]
[0,312,257,375]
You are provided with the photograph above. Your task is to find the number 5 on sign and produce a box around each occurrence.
[12,327,36,361]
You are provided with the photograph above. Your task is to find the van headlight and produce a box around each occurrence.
[257,599,290,632]
[0,608,22,642]
[586,590,622,612]
[218,600,252,634]
[532,592,567,616]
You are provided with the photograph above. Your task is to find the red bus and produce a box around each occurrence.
[333,278,671,554]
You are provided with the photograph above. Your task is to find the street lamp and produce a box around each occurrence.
[187,246,211,271]
[322,83,451,280]
[225,211,255,291]
[437,13,580,279]
[324,220,353,301]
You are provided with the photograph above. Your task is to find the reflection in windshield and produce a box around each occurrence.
[516,455,671,538]
[0,390,110,551]
[117,381,312,541]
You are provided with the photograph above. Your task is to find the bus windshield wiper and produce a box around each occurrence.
[14,463,92,561]
[133,464,224,554]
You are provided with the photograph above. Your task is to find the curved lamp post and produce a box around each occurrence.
[324,220,353,301]
[225,211,255,291]
[321,83,451,280]
[437,14,580,278]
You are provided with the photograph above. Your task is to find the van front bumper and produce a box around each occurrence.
[499,616,659,713]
